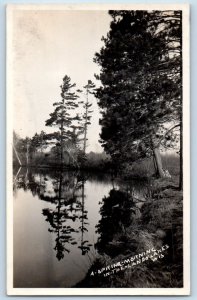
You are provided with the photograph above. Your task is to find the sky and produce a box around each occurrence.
[11,9,112,153]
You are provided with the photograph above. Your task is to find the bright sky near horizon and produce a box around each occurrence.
[11,9,112,153]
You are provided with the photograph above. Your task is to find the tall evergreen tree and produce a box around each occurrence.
[94,10,182,182]
[45,75,82,166]
[82,80,95,154]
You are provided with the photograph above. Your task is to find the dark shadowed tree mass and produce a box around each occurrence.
[94,10,182,187]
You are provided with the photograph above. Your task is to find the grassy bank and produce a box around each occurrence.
[121,153,180,179]
[76,176,183,288]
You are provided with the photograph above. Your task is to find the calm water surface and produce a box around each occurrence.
[13,168,115,287]
[13,168,148,288]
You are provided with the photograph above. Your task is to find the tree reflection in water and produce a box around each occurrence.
[78,179,92,255]
[42,171,92,260]
[13,168,92,260]
[95,188,137,257]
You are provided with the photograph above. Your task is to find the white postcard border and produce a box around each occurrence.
[6,3,190,296]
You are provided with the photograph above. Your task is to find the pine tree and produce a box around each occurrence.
[45,75,82,166]
[82,80,95,154]
[94,10,182,180]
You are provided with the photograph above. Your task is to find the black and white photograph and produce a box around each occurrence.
[6,4,190,296]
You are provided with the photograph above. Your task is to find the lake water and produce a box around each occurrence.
[13,167,148,288]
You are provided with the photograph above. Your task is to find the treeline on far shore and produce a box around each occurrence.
[13,148,180,179]
[13,148,112,172]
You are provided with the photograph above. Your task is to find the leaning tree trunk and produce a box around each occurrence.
[153,147,165,178]
[13,144,22,166]
[152,155,158,174]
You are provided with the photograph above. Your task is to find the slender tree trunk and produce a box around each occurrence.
[25,168,29,188]
[57,172,63,260]
[41,133,43,153]
[152,155,158,175]
[60,124,63,167]
[60,102,64,167]
[153,147,165,178]
[26,141,29,166]
[83,116,87,153]
[151,138,165,178]
[13,166,21,185]
[81,180,85,255]
[13,144,22,166]
[83,88,88,154]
